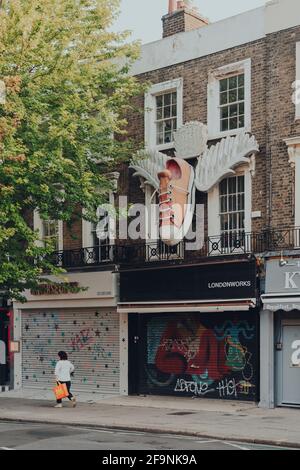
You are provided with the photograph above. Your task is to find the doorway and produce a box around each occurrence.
[128,314,141,395]
[277,321,300,406]
[0,310,10,386]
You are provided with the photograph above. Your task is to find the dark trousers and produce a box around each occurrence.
[56,381,73,404]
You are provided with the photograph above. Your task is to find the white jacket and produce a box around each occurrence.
[55,360,75,382]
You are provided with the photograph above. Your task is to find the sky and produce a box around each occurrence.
[112,0,267,44]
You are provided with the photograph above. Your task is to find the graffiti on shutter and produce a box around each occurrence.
[22,308,119,394]
[140,312,258,401]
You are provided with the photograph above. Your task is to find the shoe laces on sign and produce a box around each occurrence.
[158,170,189,226]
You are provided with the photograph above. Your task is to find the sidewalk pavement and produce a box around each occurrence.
[0,389,300,448]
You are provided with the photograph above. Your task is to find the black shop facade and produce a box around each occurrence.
[118,257,259,402]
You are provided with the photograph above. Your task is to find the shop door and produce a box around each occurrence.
[128,314,141,395]
[281,325,300,405]
[0,311,9,385]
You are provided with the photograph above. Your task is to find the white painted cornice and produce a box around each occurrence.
[129,8,265,76]
[127,0,300,78]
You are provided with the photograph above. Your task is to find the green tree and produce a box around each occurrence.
[0,0,143,301]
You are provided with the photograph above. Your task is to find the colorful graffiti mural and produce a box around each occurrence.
[144,314,258,401]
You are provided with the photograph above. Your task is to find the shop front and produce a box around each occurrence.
[0,300,11,391]
[118,257,259,402]
[261,256,300,408]
[13,270,125,395]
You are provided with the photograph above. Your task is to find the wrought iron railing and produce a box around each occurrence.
[49,226,300,268]
[49,244,115,268]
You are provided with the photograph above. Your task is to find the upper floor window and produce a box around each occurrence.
[82,173,119,264]
[42,220,60,250]
[219,73,245,132]
[145,78,183,151]
[156,91,177,145]
[219,175,245,245]
[33,211,63,252]
[208,59,251,140]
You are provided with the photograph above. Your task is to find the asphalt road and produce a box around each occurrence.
[0,421,297,451]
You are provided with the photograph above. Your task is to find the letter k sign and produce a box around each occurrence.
[285,272,300,289]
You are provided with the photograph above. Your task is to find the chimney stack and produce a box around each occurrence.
[162,0,209,38]
[168,0,177,14]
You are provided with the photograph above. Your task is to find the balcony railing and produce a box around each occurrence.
[49,226,300,269]
[49,244,115,268]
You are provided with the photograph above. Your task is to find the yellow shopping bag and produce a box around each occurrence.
[53,382,69,400]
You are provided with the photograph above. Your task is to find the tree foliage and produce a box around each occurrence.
[0,0,143,300]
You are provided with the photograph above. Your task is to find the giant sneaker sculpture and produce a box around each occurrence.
[158,158,195,246]
[130,122,259,246]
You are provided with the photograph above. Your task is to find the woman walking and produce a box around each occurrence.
[54,351,76,408]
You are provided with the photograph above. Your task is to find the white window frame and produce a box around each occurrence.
[82,190,115,249]
[208,165,252,241]
[207,59,251,140]
[284,138,300,240]
[33,211,63,251]
[144,78,183,151]
[296,42,300,121]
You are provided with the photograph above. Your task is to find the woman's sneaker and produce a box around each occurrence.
[54,404,62,408]
[158,157,195,246]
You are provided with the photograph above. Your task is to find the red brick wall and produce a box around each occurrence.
[162,9,208,38]
[63,213,82,251]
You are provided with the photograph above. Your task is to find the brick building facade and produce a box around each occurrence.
[7,0,300,408]
[116,0,300,406]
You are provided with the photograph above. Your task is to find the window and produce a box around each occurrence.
[42,220,60,251]
[156,92,177,145]
[219,74,245,132]
[219,175,245,249]
[91,203,112,262]
[145,78,183,151]
[82,181,118,264]
[33,211,63,254]
[208,59,251,139]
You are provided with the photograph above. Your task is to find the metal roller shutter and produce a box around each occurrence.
[22,308,119,394]
[137,312,259,401]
